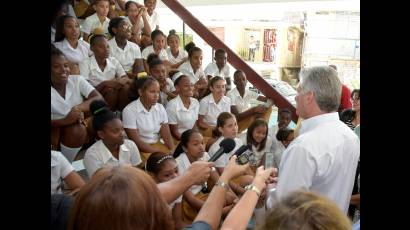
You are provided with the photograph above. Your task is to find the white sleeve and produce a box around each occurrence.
[79,60,90,80]
[81,17,92,34]
[226,91,236,106]
[128,141,142,166]
[159,105,168,124]
[167,78,175,92]
[161,50,169,61]
[166,103,178,125]
[204,63,213,76]
[132,44,142,59]
[141,47,150,60]
[113,58,127,77]
[198,98,208,116]
[276,145,316,199]
[78,75,96,98]
[122,106,138,129]
[83,150,102,177]
[56,152,75,179]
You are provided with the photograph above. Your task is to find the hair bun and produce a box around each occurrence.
[169,29,176,35]
[90,100,108,116]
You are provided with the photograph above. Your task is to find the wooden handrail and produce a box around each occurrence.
[161,0,298,122]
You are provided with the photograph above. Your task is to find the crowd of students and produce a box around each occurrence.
[51,1,360,229]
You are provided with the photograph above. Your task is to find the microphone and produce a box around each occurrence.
[208,138,236,162]
[233,144,251,157]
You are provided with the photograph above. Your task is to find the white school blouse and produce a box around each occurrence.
[208,136,242,168]
[166,95,199,134]
[175,152,210,195]
[79,56,126,86]
[54,38,92,64]
[108,38,142,72]
[122,98,168,144]
[81,13,110,35]
[198,94,231,126]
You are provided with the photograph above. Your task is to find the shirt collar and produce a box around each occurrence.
[175,95,192,111]
[209,94,228,105]
[109,38,130,52]
[96,140,130,164]
[135,98,159,113]
[299,112,340,135]
[90,56,114,72]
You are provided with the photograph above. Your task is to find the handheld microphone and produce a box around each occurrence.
[208,138,236,162]
[233,144,251,157]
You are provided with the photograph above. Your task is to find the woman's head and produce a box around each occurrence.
[51,46,70,85]
[90,34,110,59]
[277,108,292,129]
[144,0,157,15]
[146,152,179,183]
[351,89,360,112]
[68,166,174,230]
[188,46,203,70]
[92,0,110,17]
[147,54,166,83]
[209,76,226,99]
[276,128,294,148]
[213,112,237,138]
[247,119,268,152]
[151,30,166,50]
[125,1,140,18]
[173,129,205,160]
[55,15,80,42]
[256,190,351,230]
[174,74,193,98]
[108,17,131,40]
[233,70,247,92]
[135,76,160,106]
[167,29,180,52]
[214,49,227,69]
[90,100,124,145]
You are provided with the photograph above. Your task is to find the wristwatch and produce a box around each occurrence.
[215,180,230,191]
[244,184,261,197]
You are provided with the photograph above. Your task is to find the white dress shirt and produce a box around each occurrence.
[79,56,126,86]
[166,95,199,135]
[275,112,360,214]
[141,45,168,61]
[226,87,259,113]
[51,75,95,120]
[122,98,168,144]
[199,94,231,126]
[178,61,205,84]
[83,139,142,176]
[204,62,230,78]
[81,13,110,35]
[51,150,75,194]
[54,38,92,64]
[208,136,242,168]
[175,152,210,195]
[108,38,142,72]
[166,47,188,65]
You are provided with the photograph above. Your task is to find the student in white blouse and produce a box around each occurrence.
[107,17,144,78]
[124,1,152,47]
[207,112,253,196]
[142,30,169,71]
[178,46,205,85]
[238,119,272,165]
[83,100,142,177]
[227,70,271,133]
[140,0,160,47]
[166,30,188,69]
[166,75,199,141]
[54,15,92,75]
[198,76,231,137]
[274,66,360,214]
[122,77,174,163]
[271,128,294,169]
[147,54,176,106]
[173,129,235,222]
[51,150,85,195]
[204,49,231,90]
[79,34,131,111]
[51,47,103,162]
[81,0,111,42]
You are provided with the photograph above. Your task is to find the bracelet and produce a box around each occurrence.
[215,180,229,191]
[244,184,261,197]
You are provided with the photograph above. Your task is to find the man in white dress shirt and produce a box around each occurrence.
[273,66,360,214]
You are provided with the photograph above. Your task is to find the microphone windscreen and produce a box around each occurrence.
[219,138,236,153]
